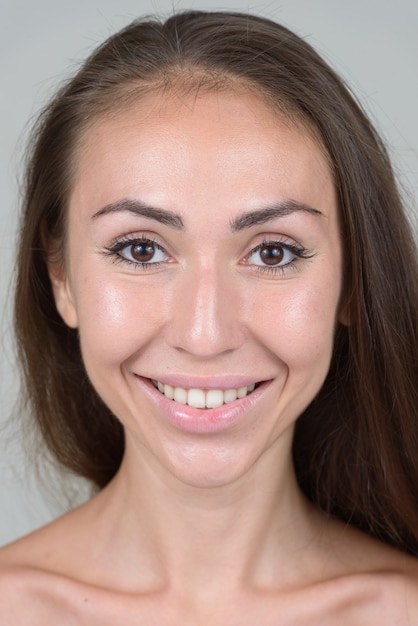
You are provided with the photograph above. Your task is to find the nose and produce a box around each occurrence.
[166,264,246,358]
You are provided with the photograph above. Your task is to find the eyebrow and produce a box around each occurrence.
[91,199,185,229]
[91,197,322,231]
[230,200,323,231]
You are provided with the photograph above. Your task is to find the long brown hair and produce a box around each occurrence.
[14,11,418,553]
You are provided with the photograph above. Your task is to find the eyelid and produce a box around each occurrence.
[246,242,295,265]
[106,229,167,249]
[102,233,172,269]
[101,232,314,275]
[241,236,314,276]
[242,234,306,259]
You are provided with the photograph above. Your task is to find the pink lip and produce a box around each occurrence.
[135,375,272,434]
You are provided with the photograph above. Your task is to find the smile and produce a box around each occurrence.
[151,380,257,409]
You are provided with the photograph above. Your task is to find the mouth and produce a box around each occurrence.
[151,379,259,409]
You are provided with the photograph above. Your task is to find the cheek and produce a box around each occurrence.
[253,277,340,369]
[286,288,336,348]
[74,275,167,368]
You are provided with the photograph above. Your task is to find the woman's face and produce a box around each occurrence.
[52,88,344,488]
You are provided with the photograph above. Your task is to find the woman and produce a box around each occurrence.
[1,10,417,623]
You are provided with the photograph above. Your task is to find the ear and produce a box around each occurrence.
[49,268,79,329]
[338,302,350,327]
[45,237,79,329]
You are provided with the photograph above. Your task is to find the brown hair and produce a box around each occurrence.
[14,11,418,553]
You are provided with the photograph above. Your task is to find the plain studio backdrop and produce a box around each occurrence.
[1,0,417,546]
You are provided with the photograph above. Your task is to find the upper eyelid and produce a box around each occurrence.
[107,232,165,248]
[111,236,164,251]
[243,237,306,257]
[104,233,311,262]
[250,239,300,250]
[242,238,314,272]
[103,235,170,265]
[244,230,304,247]
[107,229,299,246]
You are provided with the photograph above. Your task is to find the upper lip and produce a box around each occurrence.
[137,374,268,390]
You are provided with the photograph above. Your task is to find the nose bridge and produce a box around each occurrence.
[169,261,243,357]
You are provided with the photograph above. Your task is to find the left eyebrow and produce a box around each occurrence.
[230,200,323,232]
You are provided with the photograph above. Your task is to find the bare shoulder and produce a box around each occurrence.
[0,561,62,625]
[0,542,107,626]
[284,534,417,626]
[0,533,61,624]
[320,521,418,624]
[1,507,418,625]
[0,505,99,625]
[0,505,82,574]
[376,555,418,616]
[330,565,418,625]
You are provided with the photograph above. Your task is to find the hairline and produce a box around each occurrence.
[72,64,334,172]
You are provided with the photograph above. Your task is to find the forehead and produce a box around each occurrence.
[69,88,336,224]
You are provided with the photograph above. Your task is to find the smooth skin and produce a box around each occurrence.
[1,88,417,624]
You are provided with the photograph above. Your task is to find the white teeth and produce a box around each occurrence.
[224,389,237,404]
[152,381,257,408]
[173,387,187,404]
[164,384,174,400]
[205,389,224,408]
[188,389,206,409]
[237,386,248,399]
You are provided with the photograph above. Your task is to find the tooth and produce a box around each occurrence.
[237,386,248,399]
[164,384,174,400]
[173,387,187,404]
[206,389,224,408]
[154,380,257,407]
[188,388,206,408]
[224,389,237,404]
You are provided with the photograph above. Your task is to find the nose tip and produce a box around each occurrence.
[166,268,245,358]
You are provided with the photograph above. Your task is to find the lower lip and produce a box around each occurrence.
[135,376,271,434]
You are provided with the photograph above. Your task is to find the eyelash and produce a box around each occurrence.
[103,236,168,270]
[103,235,314,274]
[246,239,314,276]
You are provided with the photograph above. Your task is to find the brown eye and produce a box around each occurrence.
[130,242,156,263]
[109,238,168,266]
[259,244,285,265]
[245,240,301,272]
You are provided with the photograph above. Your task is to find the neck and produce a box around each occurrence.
[90,431,321,596]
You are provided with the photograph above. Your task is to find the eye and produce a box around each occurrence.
[121,240,167,264]
[247,242,298,267]
[104,236,169,268]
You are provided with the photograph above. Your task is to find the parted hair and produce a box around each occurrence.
[14,11,418,554]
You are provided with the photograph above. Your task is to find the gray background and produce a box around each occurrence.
[1,0,417,545]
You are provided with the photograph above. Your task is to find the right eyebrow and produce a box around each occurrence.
[91,198,184,230]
